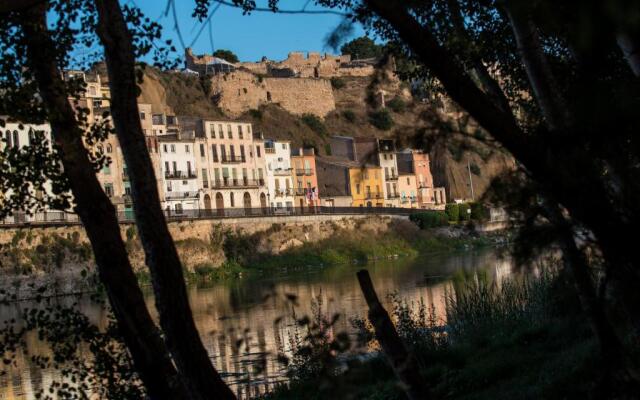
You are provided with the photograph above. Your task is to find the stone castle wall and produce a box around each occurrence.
[237,51,374,78]
[209,70,336,117]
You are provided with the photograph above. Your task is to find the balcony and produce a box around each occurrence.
[295,168,313,176]
[165,191,199,200]
[211,178,264,188]
[385,174,399,181]
[386,193,400,199]
[274,189,293,197]
[265,147,276,154]
[273,168,292,176]
[165,170,197,179]
[220,155,246,164]
[418,183,431,189]
[365,193,383,200]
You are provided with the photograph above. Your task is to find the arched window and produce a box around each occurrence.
[230,192,235,207]
[97,144,104,153]
[12,130,19,148]
[4,131,11,148]
[106,144,113,153]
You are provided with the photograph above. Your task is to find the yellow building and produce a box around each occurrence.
[348,165,384,207]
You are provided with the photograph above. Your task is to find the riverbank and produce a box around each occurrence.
[260,270,601,400]
[0,215,512,298]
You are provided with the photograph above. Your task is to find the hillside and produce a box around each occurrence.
[133,65,515,201]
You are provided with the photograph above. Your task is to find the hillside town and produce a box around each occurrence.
[1,69,446,224]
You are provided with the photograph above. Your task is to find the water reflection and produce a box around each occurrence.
[0,249,512,399]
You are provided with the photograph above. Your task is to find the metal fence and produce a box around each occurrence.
[0,206,430,228]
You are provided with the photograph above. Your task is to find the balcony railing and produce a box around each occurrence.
[265,147,276,154]
[386,193,400,199]
[295,169,313,176]
[365,193,383,200]
[165,191,199,199]
[211,178,265,188]
[165,171,197,179]
[385,174,399,181]
[221,155,246,163]
[274,189,293,197]
[273,168,292,176]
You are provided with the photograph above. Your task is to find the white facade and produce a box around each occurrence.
[1,122,58,222]
[158,136,200,213]
[379,151,400,207]
[264,140,294,210]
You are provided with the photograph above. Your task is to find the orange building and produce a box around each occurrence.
[291,147,320,210]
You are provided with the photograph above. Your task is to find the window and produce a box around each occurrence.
[282,143,287,149]
[167,181,172,192]
[211,144,219,162]
[172,161,177,173]
[406,177,410,185]
[247,125,252,135]
[210,125,216,138]
[175,203,183,213]
[164,162,169,173]
[187,161,192,176]
[140,112,146,120]
[240,145,245,161]
[218,124,223,138]
[199,143,205,157]
[230,192,235,207]
[106,144,113,153]
[202,169,208,188]
[256,145,261,157]
[227,125,232,138]
[163,144,168,153]
[170,144,175,153]
[185,145,190,153]
[12,130,19,148]
[238,125,243,139]
[356,184,361,195]
[104,183,114,197]
[230,145,235,160]
[4,131,11,148]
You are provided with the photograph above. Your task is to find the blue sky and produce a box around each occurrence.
[130,0,367,63]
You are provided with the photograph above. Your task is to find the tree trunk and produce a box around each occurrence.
[19,5,186,399]
[93,1,236,398]
[502,2,572,131]
[357,270,430,400]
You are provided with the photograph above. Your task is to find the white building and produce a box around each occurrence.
[264,139,295,210]
[1,121,59,223]
[158,133,200,214]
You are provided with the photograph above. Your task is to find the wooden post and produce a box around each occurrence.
[356,269,429,400]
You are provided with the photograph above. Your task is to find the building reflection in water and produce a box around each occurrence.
[0,249,512,399]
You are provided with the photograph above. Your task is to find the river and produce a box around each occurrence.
[0,249,512,399]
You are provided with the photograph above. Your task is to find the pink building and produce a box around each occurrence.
[396,150,446,208]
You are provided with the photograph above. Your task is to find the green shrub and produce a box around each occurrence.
[459,203,471,221]
[409,211,448,229]
[301,114,327,135]
[445,203,460,222]
[369,109,394,130]
[249,108,263,120]
[386,96,406,113]
[470,202,489,221]
[342,110,356,123]
[330,77,345,89]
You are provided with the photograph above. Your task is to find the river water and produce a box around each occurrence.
[0,249,512,399]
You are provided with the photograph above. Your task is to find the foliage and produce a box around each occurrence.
[469,163,481,176]
[445,203,460,222]
[470,202,489,222]
[342,109,356,122]
[0,288,144,399]
[459,203,471,221]
[340,36,383,60]
[211,49,239,63]
[368,109,394,130]
[330,77,345,89]
[409,211,448,229]
[300,114,327,136]
[386,96,406,113]
[248,108,263,120]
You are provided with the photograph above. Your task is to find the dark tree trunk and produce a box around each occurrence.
[357,270,430,400]
[502,2,572,131]
[93,0,236,398]
[19,5,186,399]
